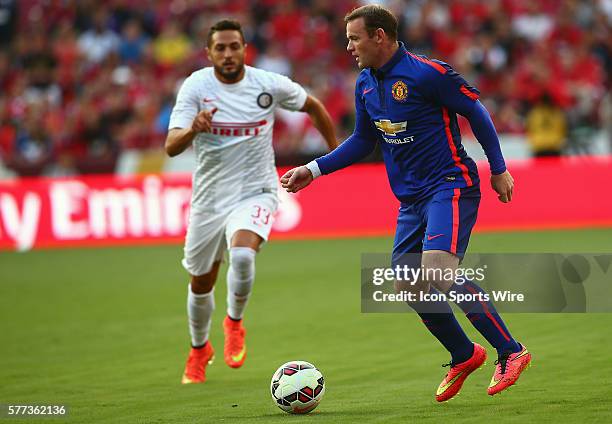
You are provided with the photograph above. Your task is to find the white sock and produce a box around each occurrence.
[187,284,215,347]
[227,247,256,320]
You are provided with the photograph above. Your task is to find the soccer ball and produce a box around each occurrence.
[270,361,325,414]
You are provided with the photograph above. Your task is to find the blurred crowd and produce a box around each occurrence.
[0,0,611,176]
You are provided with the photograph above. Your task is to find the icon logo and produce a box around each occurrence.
[362,87,374,95]
[391,80,409,102]
[374,119,407,136]
[257,92,273,109]
[203,97,216,103]
[427,234,444,241]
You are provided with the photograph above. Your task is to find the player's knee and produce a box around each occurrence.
[421,251,459,293]
[191,275,215,294]
[426,271,457,293]
[191,273,215,293]
[418,268,453,293]
[190,261,221,294]
[394,279,429,298]
[229,247,256,280]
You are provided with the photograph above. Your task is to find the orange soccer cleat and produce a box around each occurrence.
[181,342,215,384]
[223,316,247,368]
[488,344,531,396]
[436,343,487,402]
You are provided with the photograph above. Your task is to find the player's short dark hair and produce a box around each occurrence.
[207,19,245,47]
[344,5,398,41]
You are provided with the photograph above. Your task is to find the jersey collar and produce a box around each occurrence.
[371,41,407,79]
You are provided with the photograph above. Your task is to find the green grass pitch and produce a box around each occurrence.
[1,228,612,423]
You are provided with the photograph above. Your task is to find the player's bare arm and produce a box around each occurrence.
[300,95,339,150]
[491,170,514,203]
[164,108,217,157]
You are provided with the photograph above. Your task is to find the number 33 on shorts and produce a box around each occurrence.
[251,205,271,226]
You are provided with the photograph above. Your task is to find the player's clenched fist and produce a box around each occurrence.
[490,170,514,203]
[280,166,313,193]
[191,108,217,133]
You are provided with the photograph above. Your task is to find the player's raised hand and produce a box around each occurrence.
[191,108,217,133]
[490,170,514,203]
[280,166,313,193]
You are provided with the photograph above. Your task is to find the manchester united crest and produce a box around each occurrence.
[391,80,409,102]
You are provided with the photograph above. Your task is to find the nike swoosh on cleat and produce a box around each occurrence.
[437,371,464,395]
[489,349,529,388]
[231,348,246,363]
[489,349,530,387]
[489,375,502,388]
[362,87,374,95]
[511,349,530,361]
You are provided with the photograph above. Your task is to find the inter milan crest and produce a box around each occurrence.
[391,80,409,102]
[257,92,273,109]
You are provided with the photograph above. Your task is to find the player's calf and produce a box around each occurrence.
[396,277,475,368]
[449,278,521,354]
[226,247,256,320]
[190,261,222,294]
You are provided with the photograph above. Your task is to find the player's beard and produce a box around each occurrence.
[215,62,244,83]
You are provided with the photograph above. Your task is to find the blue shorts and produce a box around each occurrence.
[392,186,480,266]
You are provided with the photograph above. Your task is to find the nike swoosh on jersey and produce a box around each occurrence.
[203,97,217,102]
[427,234,444,241]
[362,87,374,95]
[437,371,464,395]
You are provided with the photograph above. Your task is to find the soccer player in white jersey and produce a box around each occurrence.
[165,19,338,384]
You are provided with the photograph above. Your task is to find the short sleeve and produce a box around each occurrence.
[273,74,308,111]
[168,76,200,130]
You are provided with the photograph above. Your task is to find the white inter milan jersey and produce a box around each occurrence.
[169,65,307,212]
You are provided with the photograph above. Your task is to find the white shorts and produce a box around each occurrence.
[182,192,278,276]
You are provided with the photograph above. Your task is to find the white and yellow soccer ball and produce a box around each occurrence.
[270,361,325,414]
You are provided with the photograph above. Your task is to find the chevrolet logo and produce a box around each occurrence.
[374,119,407,136]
